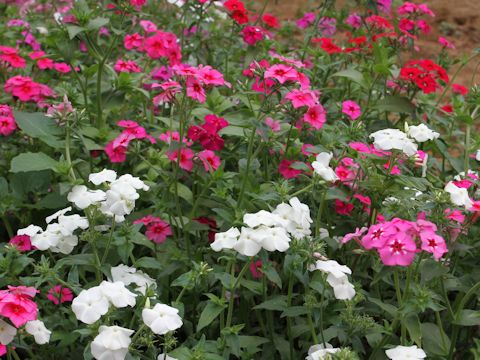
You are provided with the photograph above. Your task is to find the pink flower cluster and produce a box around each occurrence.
[0,104,17,136]
[152,64,226,105]
[8,234,32,251]
[29,51,72,73]
[0,45,25,68]
[343,218,448,266]
[4,75,55,104]
[134,215,172,244]
[0,286,38,327]
[113,59,142,73]
[105,120,156,163]
[162,114,226,172]
[47,285,73,305]
[124,26,181,65]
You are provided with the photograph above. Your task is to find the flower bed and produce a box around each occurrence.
[0,0,479,359]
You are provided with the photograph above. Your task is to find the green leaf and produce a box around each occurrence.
[333,68,367,88]
[253,296,287,311]
[368,297,397,317]
[170,182,193,203]
[197,301,226,332]
[281,306,309,317]
[262,266,282,288]
[135,257,161,269]
[404,314,422,345]
[421,322,450,355]
[375,96,415,114]
[56,254,96,268]
[10,152,59,173]
[14,111,63,148]
[454,310,480,326]
[67,25,85,40]
[87,17,109,31]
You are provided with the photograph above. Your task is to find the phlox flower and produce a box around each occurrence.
[342,100,361,120]
[335,200,354,216]
[345,13,362,28]
[198,150,221,172]
[0,286,38,327]
[91,325,134,360]
[385,345,426,360]
[444,181,473,208]
[310,260,355,300]
[25,320,51,344]
[167,148,195,171]
[8,235,33,251]
[0,319,16,345]
[210,227,240,252]
[142,303,183,335]
[0,46,25,68]
[249,260,263,279]
[134,216,172,244]
[278,159,303,179]
[312,152,338,182]
[110,264,156,295]
[419,231,448,260]
[105,141,128,163]
[124,33,143,50]
[47,285,73,305]
[378,233,417,266]
[285,89,319,108]
[0,104,16,136]
[303,105,327,129]
[265,117,281,132]
[296,12,315,29]
[241,26,266,46]
[264,64,298,84]
[186,77,206,103]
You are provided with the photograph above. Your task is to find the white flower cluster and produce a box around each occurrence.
[385,345,426,360]
[309,260,355,300]
[110,264,156,295]
[210,197,312,256]
[306,343,340,360]
[72,281,137,324]
[0,319,51,347]
[444,181,473,208]
[312,152,338,182]
[68,169,149,223]
[91,325,134,360]
[17,207,88,254]
[142,303,183,335]
[370,124,439,157]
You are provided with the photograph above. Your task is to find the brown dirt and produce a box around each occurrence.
[263,0,480,87]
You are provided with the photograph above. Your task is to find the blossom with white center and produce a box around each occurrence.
[243,210,289,228]
[369,128,418,156]
[476,150,480,161]
[306,343,340,359]
[385,345,426,359]
[444,181,473,208]
[310,260,355,300]
[142,304,183,335]
[233,227,263,256]
[72,287,110,324]
[68,185,106,209]
[91,325,134,360]
[407,123,440,142]
[0,319,16,345]
[101,185,139,218]
[99,281,137,308]
[210,227,240,252]
[312,152,338,182]
[89,169,117,185]
[25,320,51,345]
[110,265,156,295]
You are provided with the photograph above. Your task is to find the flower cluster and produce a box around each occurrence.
[4,75,55,104]
[211,197,312,256]
[0,104,16,136]
[309,259,355,300]
[343,217,448,266]
[68,169,149,223]
[399,59,449,94]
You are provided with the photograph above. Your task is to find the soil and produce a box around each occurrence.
[263,0,480,87]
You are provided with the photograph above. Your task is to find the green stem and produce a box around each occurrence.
[225,258,252,329]
[290,183,314,198]
[100,218,116,264]
[237,128,257,209]
[1,215,13,239]
[464,124,471,173]
[314,189,326,237]
[287,274,294,359]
